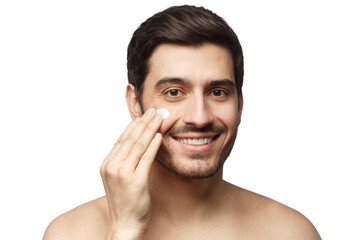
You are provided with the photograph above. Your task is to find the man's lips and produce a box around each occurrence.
[170,134,220,153]
[172,135,218,145]
[171,131,220,142]
[170,133,220,151]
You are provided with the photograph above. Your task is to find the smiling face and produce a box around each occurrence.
[129,43,242,178]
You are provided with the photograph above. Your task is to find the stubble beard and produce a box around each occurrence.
[155,125,238,179]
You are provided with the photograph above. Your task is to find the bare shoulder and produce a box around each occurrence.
[43,196,108,240]
[224,182,322,240]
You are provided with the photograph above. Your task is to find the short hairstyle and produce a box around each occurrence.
[127,5,244,109]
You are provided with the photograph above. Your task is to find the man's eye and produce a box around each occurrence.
[211,89,227,97]
[166,89,182,97]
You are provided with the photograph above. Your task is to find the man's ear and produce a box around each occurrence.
[238,94,244,125]
[126,84,142,120]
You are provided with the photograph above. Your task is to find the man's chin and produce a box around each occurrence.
[155,153,224,179]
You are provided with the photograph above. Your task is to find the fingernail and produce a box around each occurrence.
[155,133,162,139]
[146,107,156,116]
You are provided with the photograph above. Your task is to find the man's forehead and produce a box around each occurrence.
[148,43,232,65]
[145,43,235,86]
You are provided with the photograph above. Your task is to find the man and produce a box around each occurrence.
[43,5,321,240]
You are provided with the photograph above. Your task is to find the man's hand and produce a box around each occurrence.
[100,108,163,240]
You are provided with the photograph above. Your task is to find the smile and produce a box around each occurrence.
[174,136,217,145]
[170,134,220,153]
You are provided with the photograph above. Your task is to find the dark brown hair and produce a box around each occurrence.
[127,5,244,109]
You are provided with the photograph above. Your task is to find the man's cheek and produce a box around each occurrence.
[157,108,179,135]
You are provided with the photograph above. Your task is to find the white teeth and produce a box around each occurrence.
[177,137,213,145]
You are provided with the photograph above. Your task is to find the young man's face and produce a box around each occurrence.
[140,43,242,178]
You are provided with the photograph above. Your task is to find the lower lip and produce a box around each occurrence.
[171,137,218,153]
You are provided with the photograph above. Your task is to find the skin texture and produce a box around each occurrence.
[43,43,321,240]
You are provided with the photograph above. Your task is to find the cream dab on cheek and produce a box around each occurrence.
[156,108,169,119]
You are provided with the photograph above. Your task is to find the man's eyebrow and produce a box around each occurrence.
[154,77,190,89]
[207,79,235,88]
[153,77,235,90]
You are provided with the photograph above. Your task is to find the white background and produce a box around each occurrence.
[1,0,359,239]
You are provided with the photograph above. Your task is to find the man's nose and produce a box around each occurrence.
[182,94,214,128]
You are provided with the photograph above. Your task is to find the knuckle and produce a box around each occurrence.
[99,165,105,175]
[116,167,128,180]
[102,162,130,180]
[128,151,141,162]
[124,134,138,145]
[134,141,147,153]
[99,162,109,175]
[102,163,117,177]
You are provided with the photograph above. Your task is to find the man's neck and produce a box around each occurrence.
[148,161,226,223]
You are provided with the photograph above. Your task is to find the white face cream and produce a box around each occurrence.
[156,108,169,119]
